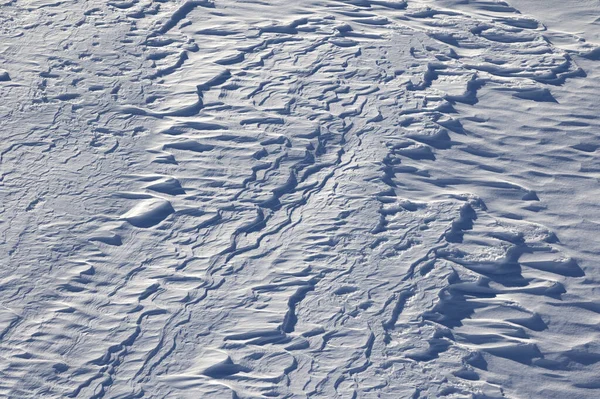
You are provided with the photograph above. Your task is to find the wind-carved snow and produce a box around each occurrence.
[1,0,599,398]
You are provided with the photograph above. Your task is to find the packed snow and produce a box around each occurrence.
[1,0,600,398]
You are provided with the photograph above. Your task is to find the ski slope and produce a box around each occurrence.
[1,1,600,398]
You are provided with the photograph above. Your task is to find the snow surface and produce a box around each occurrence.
[1,0,600,398]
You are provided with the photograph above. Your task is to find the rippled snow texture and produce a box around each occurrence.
[1,1,600,398]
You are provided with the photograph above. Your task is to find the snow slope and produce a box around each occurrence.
[1,0,599,398]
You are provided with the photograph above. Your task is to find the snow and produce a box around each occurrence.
[1,0,600,398]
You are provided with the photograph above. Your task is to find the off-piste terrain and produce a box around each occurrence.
[1,0,600,398]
